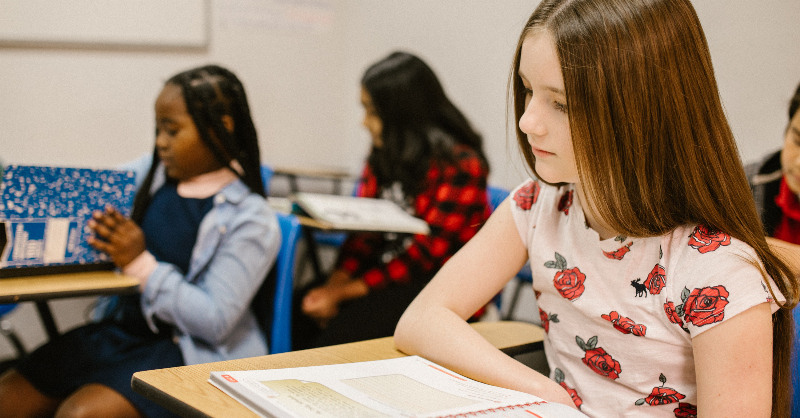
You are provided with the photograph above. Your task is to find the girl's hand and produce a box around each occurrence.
[302,274,369,327]
[87,206,146,268]
[302,285,341,327]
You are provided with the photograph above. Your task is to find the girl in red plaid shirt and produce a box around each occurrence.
[293,52,490,349]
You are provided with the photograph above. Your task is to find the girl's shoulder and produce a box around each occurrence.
[509,178,571,213]
[658,224,779,336]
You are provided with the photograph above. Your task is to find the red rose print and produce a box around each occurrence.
[644,264,666,295]
[603,242,633,260]
[538,308,559,333]
[683,285,729,326]
[513,180,540,210]
[616,316,637,331]
[601,311,647,336]
[558,190,573,215]
[644,386,686,405]
[553,268,586,301]
[664,301,683,326]
[673,402,698,418]
[630,324,646,336]
[553,368,582,410]
[559,382,583,409]
[688,225,731,254]
[577,336,621,379]
[545,253,586,301]
[582,347,621,379]
[539,308,549,332]
[636,374,686,408]
[534,290,542,299]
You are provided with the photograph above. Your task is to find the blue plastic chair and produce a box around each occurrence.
[792,306,799,417]
[487,185,509,212]
[260,164,274,196]
[268,212,302,354]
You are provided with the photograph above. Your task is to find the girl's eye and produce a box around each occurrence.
[554,101,568,114]
[156,128,178,138]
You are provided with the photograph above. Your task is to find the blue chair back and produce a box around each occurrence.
[487,185,509,212]
[0,304,16,317]
[269,212,302,354]
[261,164,274,195]
[792,306,799,417]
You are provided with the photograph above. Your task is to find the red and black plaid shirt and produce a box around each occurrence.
[336,145,490,289]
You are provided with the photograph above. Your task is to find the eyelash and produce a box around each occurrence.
[523,86,568,114]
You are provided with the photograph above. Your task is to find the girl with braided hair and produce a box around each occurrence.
[0,65,281,418]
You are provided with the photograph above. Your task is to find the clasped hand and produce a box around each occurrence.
[87,206,146,269]
[302,270,369,328]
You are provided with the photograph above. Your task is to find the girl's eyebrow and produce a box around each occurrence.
[519,68,565,96]
[546,86,566,96]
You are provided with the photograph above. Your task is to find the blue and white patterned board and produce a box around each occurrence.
[0,165,136,270]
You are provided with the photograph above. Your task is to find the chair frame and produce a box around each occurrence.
[269,213,302,354]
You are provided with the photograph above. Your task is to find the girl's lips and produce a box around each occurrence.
[531,146,554,158]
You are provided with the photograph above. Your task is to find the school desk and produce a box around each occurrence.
[272,165,356,196]
[131,320,545,418]
[0,271,139,339]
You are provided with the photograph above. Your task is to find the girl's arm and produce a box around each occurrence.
[141,198,280,345]
[692,302,773,418]
[394,198,576,407]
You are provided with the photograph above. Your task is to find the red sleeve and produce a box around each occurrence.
[337,147,490,289]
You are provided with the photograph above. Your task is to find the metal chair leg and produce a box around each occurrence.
[0,319,26,358]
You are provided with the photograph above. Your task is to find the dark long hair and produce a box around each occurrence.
[789,82,800,124]
[362,52,487,196]
[510,1,797,415]
[131,65,264,223]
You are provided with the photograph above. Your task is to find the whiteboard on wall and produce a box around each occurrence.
[0,0,208,49]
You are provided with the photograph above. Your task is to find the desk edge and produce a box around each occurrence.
[0,285,139,304]
[131,376,214,418]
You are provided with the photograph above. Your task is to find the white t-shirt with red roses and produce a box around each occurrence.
[509,179,782,418]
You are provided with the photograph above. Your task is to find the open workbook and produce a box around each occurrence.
[291,192,430,235]
[209,355,588,418]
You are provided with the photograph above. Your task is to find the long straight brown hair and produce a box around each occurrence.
[509,0,798,415]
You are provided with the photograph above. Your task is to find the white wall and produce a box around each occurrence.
[2,0,799,192]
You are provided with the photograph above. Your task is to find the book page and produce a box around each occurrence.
[258,380,388,418]
[293,193,430,234]
[210,356,589,418]
[342,374,479,414]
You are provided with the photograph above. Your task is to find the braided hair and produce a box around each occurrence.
[132,65,264,223]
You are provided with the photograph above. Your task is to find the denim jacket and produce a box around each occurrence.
[99,155,281,365]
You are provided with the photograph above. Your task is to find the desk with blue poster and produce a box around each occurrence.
[0,165,138,338]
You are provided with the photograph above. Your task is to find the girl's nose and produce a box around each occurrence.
[519,100,547,137]
[155,131,168,149]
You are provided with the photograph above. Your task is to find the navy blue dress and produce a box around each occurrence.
[16,182,213,418]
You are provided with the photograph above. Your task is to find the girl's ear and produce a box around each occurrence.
[221,115,234,133]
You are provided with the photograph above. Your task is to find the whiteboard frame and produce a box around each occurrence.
[0,0,209,50]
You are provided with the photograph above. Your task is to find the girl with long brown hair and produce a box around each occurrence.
[395,1,798,417]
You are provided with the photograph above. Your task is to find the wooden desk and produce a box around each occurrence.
[0,271,139,338]
[132,320,545,418]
